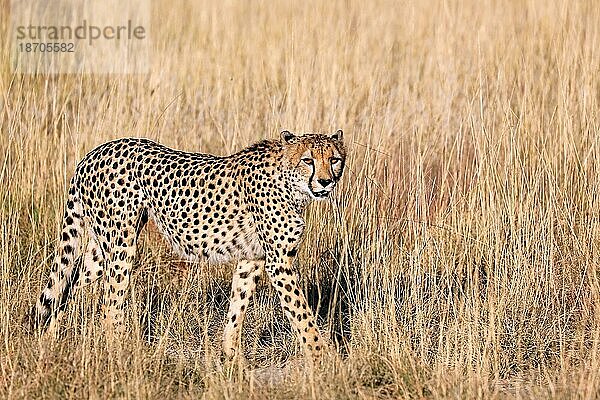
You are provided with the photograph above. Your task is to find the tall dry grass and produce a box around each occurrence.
[1,0,600,398]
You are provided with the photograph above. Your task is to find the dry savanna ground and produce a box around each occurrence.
[1,0,600,398]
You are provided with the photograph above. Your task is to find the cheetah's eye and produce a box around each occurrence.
[331,158,341,165]
[302,158,314,165]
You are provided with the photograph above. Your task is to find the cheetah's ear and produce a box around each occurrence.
[280,130,296,144]
[331,129,344,142]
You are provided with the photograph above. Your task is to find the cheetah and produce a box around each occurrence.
[32,130,346,359]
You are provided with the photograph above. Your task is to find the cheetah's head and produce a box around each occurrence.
[280,130,346,200]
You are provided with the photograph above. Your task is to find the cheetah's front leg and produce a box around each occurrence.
[222,259,264,359]
[265,254,325,358]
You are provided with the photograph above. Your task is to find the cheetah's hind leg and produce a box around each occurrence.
[75,237,104,289]
[100,225,138,334]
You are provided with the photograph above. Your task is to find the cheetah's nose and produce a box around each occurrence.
[317,178,333,187]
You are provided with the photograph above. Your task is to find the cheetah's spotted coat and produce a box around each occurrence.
[33,130,346,359]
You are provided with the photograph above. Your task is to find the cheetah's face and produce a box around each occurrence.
[281,130,346,200]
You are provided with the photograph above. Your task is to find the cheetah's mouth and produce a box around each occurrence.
[311,190,330,198]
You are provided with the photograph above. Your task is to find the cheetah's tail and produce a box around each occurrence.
[31,178,85,332]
